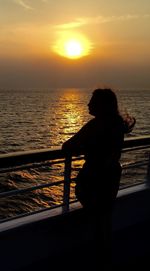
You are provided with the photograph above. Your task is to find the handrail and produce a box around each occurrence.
[123,135,150,148]
[0,148,64,169]
[0,135,150,222]
[0,135,150,170]
[0,179,63,199]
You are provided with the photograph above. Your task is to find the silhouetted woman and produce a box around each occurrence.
[62,88,135,267]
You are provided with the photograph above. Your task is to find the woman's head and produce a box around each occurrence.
[88,88,119,117]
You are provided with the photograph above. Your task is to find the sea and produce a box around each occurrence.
[0,88,150,220]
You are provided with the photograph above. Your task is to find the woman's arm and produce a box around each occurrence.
[62,120,93,153]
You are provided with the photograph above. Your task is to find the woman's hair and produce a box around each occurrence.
[123,113,136,133]
[91,88,136,133]
[91,88,119,116]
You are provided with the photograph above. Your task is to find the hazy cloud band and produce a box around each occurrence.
[54,14,150,29]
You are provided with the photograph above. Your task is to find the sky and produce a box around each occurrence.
[0,0,150,89]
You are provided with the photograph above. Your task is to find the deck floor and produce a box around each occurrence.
[18,219,150,271]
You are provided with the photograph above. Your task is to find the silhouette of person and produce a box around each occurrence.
[62,88,136,268]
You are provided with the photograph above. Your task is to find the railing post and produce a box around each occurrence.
[146,153,150,183]
[62,154,72,213]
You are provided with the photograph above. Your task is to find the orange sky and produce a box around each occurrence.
[0,0,150,89]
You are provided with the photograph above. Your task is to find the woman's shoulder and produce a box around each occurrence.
[82,118,97,129]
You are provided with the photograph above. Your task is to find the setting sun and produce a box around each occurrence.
[52,33,92,59]
[64,40,83,59]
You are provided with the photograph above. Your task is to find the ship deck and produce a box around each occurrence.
[1,136,150,270]
[1,183,150,270]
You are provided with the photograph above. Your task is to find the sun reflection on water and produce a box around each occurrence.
[52,89,91,145]
[0,88,92,219]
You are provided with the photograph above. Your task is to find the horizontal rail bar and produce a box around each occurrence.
[0,136,150,170]
[123,135,150,149]
[0,159,65,174]
[0,179,64,199]
[0,199,78,224]
[0,159,148,199]
[0,135,150,222]
[122,160,149,169]
[0,148,65,169]
[123,145,150,153]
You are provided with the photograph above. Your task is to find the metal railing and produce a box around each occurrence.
[0,135,150,222]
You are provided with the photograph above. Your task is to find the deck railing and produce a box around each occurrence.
[0,135,150,222]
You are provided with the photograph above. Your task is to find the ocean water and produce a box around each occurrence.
[0,88,150,220]
[0,88,150,154]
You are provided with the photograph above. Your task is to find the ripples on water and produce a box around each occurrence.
[0,88,150,219]
[0,88,150,153]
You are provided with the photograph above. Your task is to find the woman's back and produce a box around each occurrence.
[62,88,136,208]
[81,115,124,169]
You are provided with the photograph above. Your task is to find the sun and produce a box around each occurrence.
[52,33,92,59]
[64,40,83,59]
